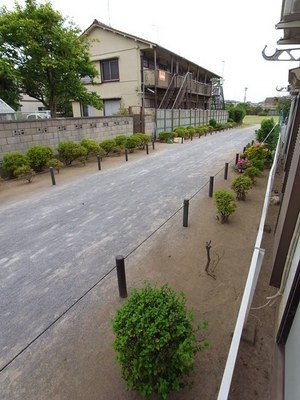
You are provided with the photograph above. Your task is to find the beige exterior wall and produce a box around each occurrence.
[82,28,149,115]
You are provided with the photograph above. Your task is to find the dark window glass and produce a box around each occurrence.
[101,59,119,81]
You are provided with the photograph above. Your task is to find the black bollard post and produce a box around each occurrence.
[116,255,127,298]
[146,143,149,155]
[152,140,155,150]
[49,167,56,185]
[181,137,184,144]
[209,176,214,197]
[183,199,189,227]
[125,149,128,162]
[224,162,229,180]
[97,155,101,171]
[235,153,239,165]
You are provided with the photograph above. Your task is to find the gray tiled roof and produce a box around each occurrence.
[0,98,15,114]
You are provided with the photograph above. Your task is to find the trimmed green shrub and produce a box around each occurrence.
[26,145,53,172]
[214,189,237,223]
[231,175,253,200]
[100,139,117,155]
[115,135,128,147]
[46,158,64,173]
[14,165,35,183]
[125,135,140,152]
[244,144,268,161]
[173,127,186,138]
[111,145,122,156]
[159,131,173,142]
[57,141,87,165]
[80,138,101,159]
[133,133,150,148]
[243,166,261,183]
[2,151,29,178]
[209,118,217,128]
[112,282,208,400]
[248,158,265,172]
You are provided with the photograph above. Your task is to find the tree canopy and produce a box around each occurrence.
[0,0,102,116]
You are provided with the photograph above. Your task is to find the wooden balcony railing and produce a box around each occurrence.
[143,69,212,96]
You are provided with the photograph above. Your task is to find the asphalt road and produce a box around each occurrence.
[0,126,256,372]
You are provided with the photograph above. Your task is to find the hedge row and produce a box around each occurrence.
[1,132,151,179]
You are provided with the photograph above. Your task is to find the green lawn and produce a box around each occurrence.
[243,115,279,126]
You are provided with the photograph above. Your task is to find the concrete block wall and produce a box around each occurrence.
[0,116,134,160]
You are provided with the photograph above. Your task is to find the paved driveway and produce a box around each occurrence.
[0,126,256,373]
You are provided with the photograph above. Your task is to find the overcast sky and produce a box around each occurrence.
[2,0,299,103]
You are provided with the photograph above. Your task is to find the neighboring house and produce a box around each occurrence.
[0,98,16,121]
[19,94,46,114]
[218,1,300,399]
[259,96,278,115]
[72,20,223,127]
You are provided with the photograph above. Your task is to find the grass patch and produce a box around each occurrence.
[243,115,279,126]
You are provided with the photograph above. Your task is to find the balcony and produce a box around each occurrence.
[143,69,212,96]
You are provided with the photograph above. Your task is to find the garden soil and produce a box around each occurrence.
[0,142,281,400]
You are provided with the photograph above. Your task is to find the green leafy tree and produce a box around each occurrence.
[255,118,279,150]
[274,96,291,121]
[0,58,21,110]
[228,105,246,124]
[0,0,103,117]
[112,282,208,400]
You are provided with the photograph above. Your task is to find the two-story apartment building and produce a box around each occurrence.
[72,20,224,124]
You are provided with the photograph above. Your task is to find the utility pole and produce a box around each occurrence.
[244,87,248,103]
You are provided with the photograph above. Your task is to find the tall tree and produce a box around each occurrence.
[0,58,21,110]
[0,0,103,117]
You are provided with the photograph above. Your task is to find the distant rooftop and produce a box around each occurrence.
[0,98,15,114]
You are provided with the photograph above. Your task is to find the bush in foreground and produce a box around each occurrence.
[214,189,237,223]
[112,282,208,400]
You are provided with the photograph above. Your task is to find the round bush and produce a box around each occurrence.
[2,151,29,178]
[80,138,101,159]
[99,139,117,155]
[57,141,87,165]
[214,189,237,223]
[26,145,53,172]
[112,282,208,400]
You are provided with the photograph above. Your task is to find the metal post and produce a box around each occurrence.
[49,167,56,185]
[97,155,101,170]
[235,153,239,165]
[125,149,128,162]
[116,255,127,298]
[146,143,149,154]
[152,140,155,150]
[181,137,184,144]
[183,199,189,227]
[209,176,214,197]
[224,162,229,180]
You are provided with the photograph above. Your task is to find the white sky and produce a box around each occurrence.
[2,0,299,103]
